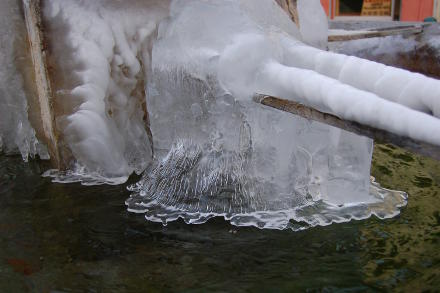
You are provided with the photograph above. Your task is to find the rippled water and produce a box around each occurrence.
[0,143,439,291]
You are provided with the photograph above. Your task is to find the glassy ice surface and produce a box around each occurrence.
[126,93,407,229]
[125,0,407,230]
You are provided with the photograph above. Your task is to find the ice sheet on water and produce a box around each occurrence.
[43,164,128,186]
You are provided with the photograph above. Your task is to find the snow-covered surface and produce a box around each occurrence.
[424,24,440,52]
[329,22,440,57]
[329,29,372,36]
[427,36,440,51]
[329,20,423,30]
[330,34,419,56]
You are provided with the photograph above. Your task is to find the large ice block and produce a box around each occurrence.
[126,0,406,229]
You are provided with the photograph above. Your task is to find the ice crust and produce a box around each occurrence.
[0,0,49,160]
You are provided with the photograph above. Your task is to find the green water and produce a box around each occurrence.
[0,144,439,292]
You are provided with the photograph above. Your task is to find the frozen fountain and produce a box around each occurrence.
[1,0,439,229]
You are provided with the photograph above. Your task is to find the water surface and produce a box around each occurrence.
[0,143,439,292]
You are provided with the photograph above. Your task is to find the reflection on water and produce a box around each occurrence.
[0,143,439,291]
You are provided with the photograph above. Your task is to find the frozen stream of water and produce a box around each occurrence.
[1,1,440,231]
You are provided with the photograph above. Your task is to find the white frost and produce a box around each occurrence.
[43,0,171,180]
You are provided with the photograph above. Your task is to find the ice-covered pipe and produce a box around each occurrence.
[217,33,440,147]
[256,61,440,146]
[281,38,440,117]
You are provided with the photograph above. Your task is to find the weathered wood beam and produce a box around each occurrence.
[254,94,440,161]
[328,25,424,42]
[23,0,61,167]
[136,55,154,156]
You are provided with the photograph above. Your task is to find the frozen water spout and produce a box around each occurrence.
[123,0,413,229]
[2,0,439,229]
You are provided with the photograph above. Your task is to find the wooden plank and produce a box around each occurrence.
[328,25,424,42]
[136,56,154,156]
[254,94,440,161]
[23,0,61,167]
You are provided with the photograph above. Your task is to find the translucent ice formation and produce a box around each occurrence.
[297,0,329,49]
[2,0,437,229]
[126,0,409,229]
[0,0,49,160]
